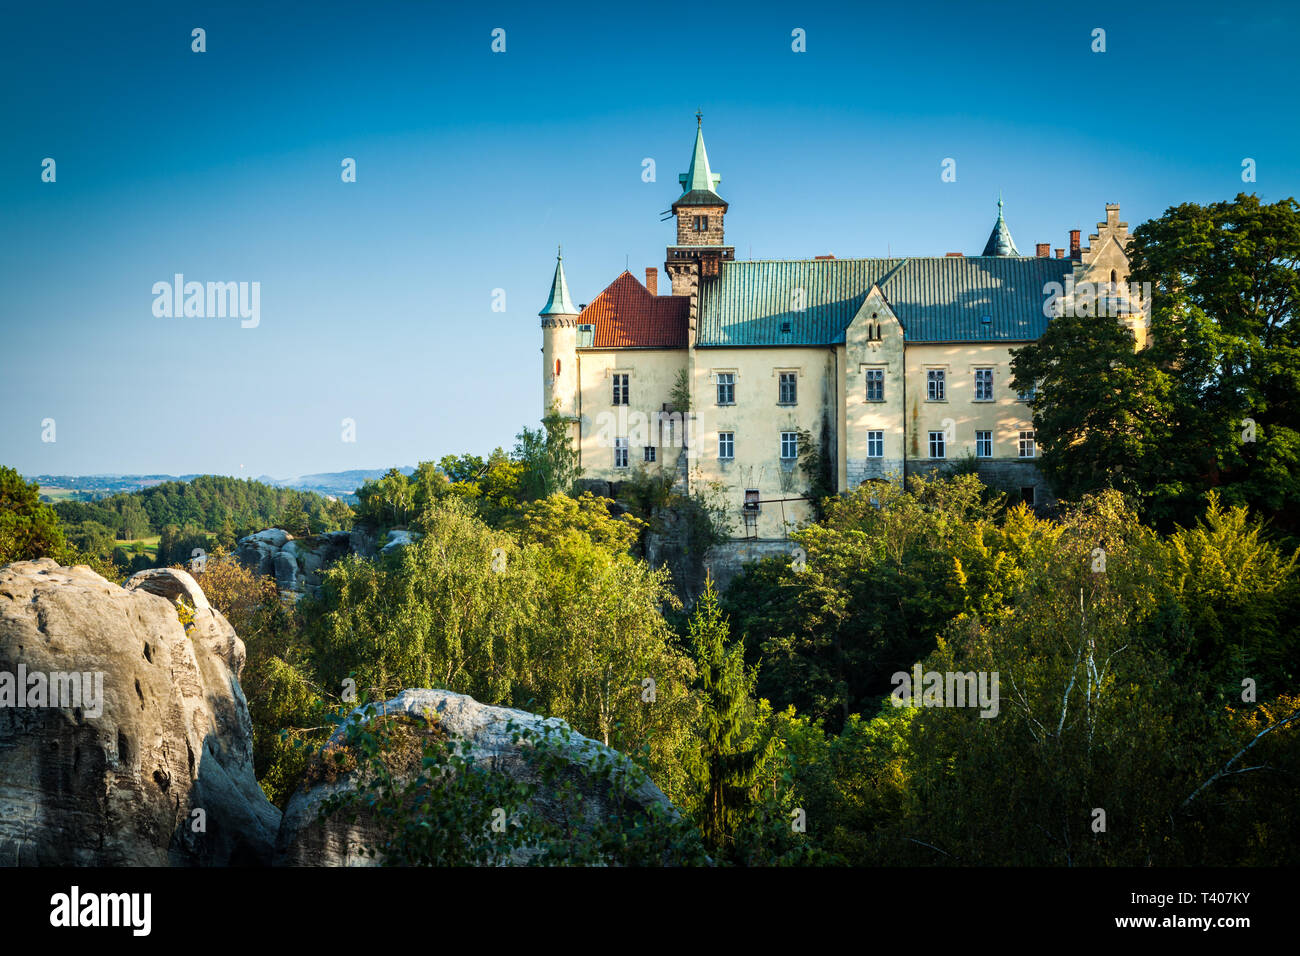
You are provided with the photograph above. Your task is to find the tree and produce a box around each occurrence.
[1010,304,1178,507]
[0,466,66,563]
[1015,194,1300,533]
[689,579,768,853]
[515,405,581,501]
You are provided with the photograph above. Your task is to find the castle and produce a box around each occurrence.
[540,118,1147,539]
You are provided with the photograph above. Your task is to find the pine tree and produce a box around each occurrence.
[688,578,767,853]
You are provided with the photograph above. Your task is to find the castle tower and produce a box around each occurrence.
[539,247,580,419]
[665,114,735,299]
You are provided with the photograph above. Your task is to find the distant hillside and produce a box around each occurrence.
[30,468,415,503]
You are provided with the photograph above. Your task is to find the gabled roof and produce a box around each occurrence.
[695,255,1074,346]
[580,272,689,349]
[538,249,578,316]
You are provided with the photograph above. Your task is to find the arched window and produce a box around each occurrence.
[1110,269,1118,290]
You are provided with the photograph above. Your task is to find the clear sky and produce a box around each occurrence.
[2,0,1296,478]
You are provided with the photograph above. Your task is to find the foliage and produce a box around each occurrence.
[318,708,709,866]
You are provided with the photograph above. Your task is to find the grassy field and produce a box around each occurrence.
[113,535,161,559]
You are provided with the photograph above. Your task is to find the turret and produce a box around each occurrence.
[539,247,580,419]
[666,114,735,296]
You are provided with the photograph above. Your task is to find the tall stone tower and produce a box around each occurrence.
[539,247,580,419]
[665,114,735,306]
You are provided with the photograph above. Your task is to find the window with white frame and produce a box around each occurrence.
[867,430,883,458]
[778,371,797,405]
[974,368,994,401]
[1019,430,1036,458]
[928,431,946,459]
[927,368,946,401]
[718,431,734,459]
[780,431,799,460]
[612,373,629,406]
[976,430,992,458]
[716,372,735,405]
[643,446,656,463]
[1017,381,1037,403]
[865,368,884,402]
[614,437,628,468]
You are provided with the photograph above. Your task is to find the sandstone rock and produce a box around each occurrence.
[234,528,361,597]
[379,529,420,555]
[274,688,678,866]
[0,559,280,866]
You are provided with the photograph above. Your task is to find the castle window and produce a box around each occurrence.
[1021,486,1036,506]
[780,431,799,460]
[555,359,561,376]
[1019,431,1036,459]
[974,368,994,401]
[976,430,992,458]
[614,438,629,468]
[928,431,946,459]
[716,372,735,405]
[927,369,946,401]
[778,372,797,405]
[643,446,656,463]
[718,432,735,460]
[865,368,884,402]
[612,373,629,406]
[1017,381,1037,403]
[867,430,883,458]
[693,215,710,232]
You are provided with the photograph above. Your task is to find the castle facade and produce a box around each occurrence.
[540,120,1146,539]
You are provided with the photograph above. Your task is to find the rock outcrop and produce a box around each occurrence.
[275,688,678,866]
[0,560,280,866]
[232,526,418,597]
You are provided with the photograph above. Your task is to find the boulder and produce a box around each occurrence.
[233,528,364,597]
[0,559,280,866]
[379,529,420,555]
[274,688,678,866]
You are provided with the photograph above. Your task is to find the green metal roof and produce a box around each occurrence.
[981,197,1020,256]
[538,248,578,316]
[675,122,725,207]
[695,255,1074,346]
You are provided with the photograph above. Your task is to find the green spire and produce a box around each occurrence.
[981,195,1020,256]
[539,246,578,316]
[676,112,724,205]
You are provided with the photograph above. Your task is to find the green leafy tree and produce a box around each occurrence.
[0,466,66,563]
[689,579,768,854]
[515,405,581,501]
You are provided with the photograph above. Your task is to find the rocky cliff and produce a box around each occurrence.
[0,560,280,865]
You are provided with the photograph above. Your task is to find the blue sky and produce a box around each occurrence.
[2,0,1296,478]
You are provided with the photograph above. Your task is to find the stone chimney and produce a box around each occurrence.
[1055,248,1065,259]
[1036,243,1050,258]
[1069,230,1081,260]
[644,267,658,295]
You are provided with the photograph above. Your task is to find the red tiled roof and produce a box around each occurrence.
[582,272,689,349]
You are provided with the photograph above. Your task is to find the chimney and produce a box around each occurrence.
[1055,248,1065,259]
[1036,243,1050,258]
[945,252,964,257]
[1069,230,1081,260]
[644,267,658,295]
[814,254,835,260]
